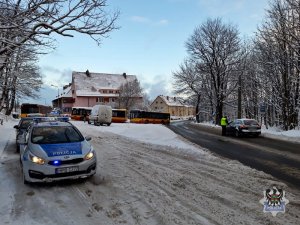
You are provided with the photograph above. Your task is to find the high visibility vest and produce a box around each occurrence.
[221,117,227,126]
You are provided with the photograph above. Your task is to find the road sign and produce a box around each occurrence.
[260,104,266,113]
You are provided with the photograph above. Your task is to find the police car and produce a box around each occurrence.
[20,119,96,184]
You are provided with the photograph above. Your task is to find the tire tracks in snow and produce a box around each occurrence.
[80,127,300,225]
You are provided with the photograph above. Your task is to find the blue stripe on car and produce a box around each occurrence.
[40,142,82,157]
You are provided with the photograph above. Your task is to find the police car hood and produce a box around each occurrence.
[31,141,91,159]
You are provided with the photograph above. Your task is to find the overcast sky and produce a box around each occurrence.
[26,0,269,106]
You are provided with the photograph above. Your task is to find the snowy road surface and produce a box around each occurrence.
[1,119,300,225]
[168,121,300,188]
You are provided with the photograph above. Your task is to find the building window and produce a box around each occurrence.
[96,97,104,102]
[109,90,113,93]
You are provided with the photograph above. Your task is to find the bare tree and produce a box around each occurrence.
[0,0,119,112]
[0,0,119,57]
[0,45,42,114]
[173,59,203,122]
[255,0,300,130]
[185,18,244,124]
[118,79,144,111]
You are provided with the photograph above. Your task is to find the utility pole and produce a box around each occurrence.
[51,84,60,109]
[237,74,242,119]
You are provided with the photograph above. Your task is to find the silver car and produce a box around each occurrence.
[20,120,96,184]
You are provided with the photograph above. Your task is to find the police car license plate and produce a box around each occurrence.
[56,166,79,174]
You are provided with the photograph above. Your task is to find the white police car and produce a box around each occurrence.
[20,119,96,184]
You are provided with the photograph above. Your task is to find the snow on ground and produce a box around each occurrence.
[1,117,300,225]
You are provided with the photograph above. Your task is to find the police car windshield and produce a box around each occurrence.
[31,126,84,144]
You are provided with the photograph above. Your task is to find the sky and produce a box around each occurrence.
[26,0,269,106]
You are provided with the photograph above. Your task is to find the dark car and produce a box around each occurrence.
[226,118,261,137]
[14,117,35,152]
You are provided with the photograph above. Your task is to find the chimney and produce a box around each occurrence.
[166,96,169,100]
[122,72,127,79]
[86,70,91,77]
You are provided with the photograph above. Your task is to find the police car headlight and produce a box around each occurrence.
[84,149,95,160]
[29,152,45,165]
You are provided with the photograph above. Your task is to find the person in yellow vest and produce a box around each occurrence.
[220,116,228,136]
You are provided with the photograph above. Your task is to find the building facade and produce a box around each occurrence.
[150,95,195,118]
[52,71,143,113]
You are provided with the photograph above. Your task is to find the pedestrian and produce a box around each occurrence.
[220,115,228,136]
[83,113,86,123]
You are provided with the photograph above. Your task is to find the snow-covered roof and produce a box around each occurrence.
[72,71,137,97]
[60,85,72,98]
[75,92,119,97]
[158,95,191,107]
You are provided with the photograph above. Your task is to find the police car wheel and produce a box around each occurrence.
[22,168,30,185]
[23,176,29,185]
[21,167,30,185]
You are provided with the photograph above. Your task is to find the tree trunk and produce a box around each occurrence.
[195,94,201,123]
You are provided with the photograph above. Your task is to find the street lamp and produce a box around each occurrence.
[51,84,59,96]
[51,84,60,109]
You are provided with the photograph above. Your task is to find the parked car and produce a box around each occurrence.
[88,104,112,126]
[14,117,35,152]
[226,118,261,137]
[19,120,96,184]
[14,117,70,152]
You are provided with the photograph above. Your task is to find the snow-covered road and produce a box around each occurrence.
[1,119,299,225]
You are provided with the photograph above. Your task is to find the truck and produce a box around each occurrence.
[88,105,112,126]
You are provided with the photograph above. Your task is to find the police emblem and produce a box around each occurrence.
[259,186,289,216]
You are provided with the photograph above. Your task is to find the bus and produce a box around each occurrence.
[71,107,92,121]
[112,109,127,123]
[129,110,170,124]
[20,103,52,118]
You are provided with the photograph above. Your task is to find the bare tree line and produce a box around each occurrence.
[173,0,300,130]
[0,0,119,115]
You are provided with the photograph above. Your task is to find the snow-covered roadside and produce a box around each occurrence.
[0,116,17,158]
